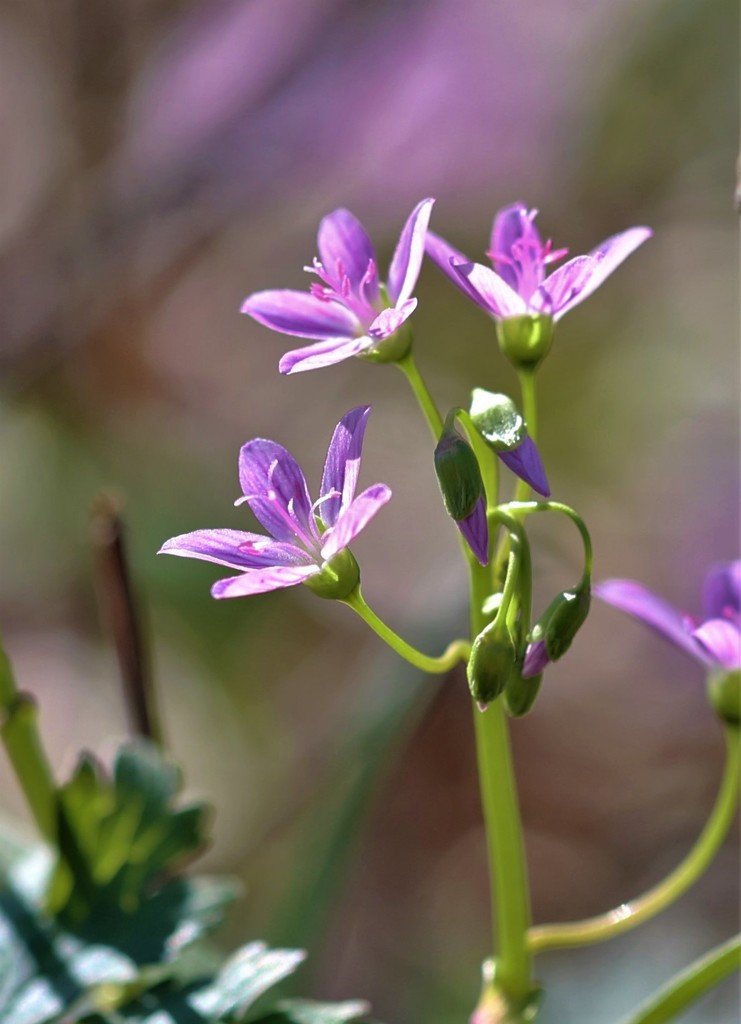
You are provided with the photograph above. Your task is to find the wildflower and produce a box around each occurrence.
[159,407,391,599]
[594,561,741,671]
[426,201,651,325]
[522,582,591,678]
[242,200,434,374]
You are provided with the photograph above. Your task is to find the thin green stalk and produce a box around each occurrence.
[504,500,593,578]
[529,726,740,953]
[0,639,57,843]
[471,559,533,1005]
[619,934,740,1024]
[396,352,444,438]
[343,589,470,674]
[514,370,538,503]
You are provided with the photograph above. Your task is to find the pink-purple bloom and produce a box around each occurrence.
[426,201,651,322]
[242,200,434,374]
[595,561,741,671]
[159,406,390,598]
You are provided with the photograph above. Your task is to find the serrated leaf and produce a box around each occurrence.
[48,740,210,925]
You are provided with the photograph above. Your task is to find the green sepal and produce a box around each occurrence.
[467,620,520,707]
[303,549,360,600]
[434,426,484,521]
[357,320,413,365]
[530,581,591,662]
[468,390,526,452]
[707,668,741,726]
[504,670,543,718]
[496,314,554,371]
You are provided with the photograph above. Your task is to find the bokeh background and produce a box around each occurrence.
[0,0,738,1020]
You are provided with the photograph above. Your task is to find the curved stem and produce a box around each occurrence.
[343,589,470,674]
[619,934,740,1024]
[396,351,444,439]
[529,725,740,954]
[503,500,593,578]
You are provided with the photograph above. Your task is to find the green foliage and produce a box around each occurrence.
[0,742,373,1024]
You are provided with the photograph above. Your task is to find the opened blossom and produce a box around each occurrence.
[595,560,741,671]
[159,407,390,599]
[242,200,434,374]
[426,201,651,323]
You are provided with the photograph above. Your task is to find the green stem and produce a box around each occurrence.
[0,639,57,843]
[529,725,740,954]
[503,500,593,578]
[514,370,538,503]
[343,589,470,674]
[619,934,740,1024]
[470,558,533,1005]
[396,352,444,439]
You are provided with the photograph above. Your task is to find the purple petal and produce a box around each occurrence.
[489,202,544,297]
[424,231,480,302]
[317,208,378,298]
[320,406,371,528]
[368,299,417,339]
[530,255,595,317]
[522,640,550,678]
[538,227,651,320]
[212,564,320,599]
[242,289,359,340]
[497,436,550,496]
[692,620,741,670]
[386,198,435,305]
[453,262,527,319]
[456,496,489,566]
[702,561,741,620]
[238,439,315,544]
[159,529,312,569]
[593,579,709,664]
[320,483,392,560]
[278,334,372,374]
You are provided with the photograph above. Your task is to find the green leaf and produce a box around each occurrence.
[270,998,371,1024]
[47,740,210,926]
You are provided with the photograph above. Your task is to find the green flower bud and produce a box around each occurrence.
[467,620,520,708]
[469,389,526,452]
[304,548,360,600]
[496,314,554,371]
[505,670,543,718]
[434,428,484,521]
[530,581,591,662]
[707,668,741,726]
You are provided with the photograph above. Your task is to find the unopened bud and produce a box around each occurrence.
[707,668,741,726]
[468,390,525,452]
[434,428,484,521]
[530,581,591,662]
[496,314,554,371]
[505,670,543,718]
[467,620,520,707]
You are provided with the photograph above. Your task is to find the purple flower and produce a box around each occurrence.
[595,561,741,671]
[159,406,391,599]
[426,201,651,322]
[242,200,434,374]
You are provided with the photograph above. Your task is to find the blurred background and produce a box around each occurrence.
[0,0,738,1020]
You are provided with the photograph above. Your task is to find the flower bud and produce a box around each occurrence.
[496,314,554,371]
[530,581,591,663]
[434,428,485,521]
[304,548,360,600]
[707,668,741,726]
[467,620,520,707]
[505,669,543,718]
[468,390,525,452]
